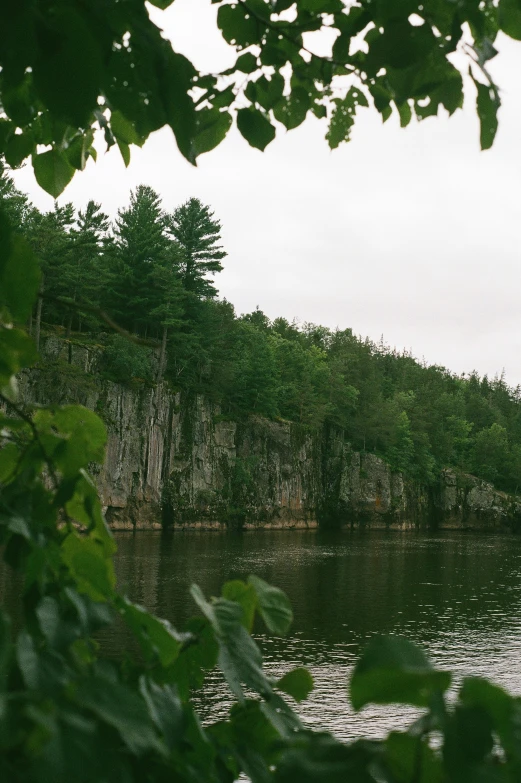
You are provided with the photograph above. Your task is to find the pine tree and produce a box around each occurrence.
[61,201,111,337]
[0,166,32,231]
[24,202,75,348]
[168,198,226,299]
[148,248,185,382]
[110,185,170,334]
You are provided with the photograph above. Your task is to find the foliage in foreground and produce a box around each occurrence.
[3,209,521,782]
[1,0,521,198]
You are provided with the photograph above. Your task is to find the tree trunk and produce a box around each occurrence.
[35,274,44,352]
[157,325,168,383]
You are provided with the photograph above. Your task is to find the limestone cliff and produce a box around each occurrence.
[19,337,521,532]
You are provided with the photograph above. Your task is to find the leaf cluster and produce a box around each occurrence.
[0,0,518,198]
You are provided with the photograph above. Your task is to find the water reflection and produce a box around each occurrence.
[111,529,521,740]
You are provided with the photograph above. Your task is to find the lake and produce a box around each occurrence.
[110,528,521,741]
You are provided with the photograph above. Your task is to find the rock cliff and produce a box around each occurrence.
[19,337,521,532]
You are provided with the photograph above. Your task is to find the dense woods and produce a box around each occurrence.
[5,171,521,496]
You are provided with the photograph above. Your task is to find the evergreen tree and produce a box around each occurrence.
[61,201,111,336]
[148,251,185,382]
[110,185,171,334]
[25,202,75,348]
[168,198,226,298]
[0,166,32,230]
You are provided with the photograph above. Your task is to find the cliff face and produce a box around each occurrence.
[19,337,521,532]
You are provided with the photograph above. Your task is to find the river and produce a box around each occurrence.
[110,528,521,741]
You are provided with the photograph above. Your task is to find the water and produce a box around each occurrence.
[111,528,521,741]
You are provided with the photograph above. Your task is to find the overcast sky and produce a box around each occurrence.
[13,1,521,385]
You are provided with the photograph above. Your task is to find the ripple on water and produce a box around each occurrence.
[103,530,521,739]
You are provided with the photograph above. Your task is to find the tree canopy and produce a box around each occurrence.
[0,0,519,197]
[5,174,521,494]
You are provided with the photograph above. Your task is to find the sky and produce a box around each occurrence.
[12,1,521,385]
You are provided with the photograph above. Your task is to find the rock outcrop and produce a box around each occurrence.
[19,337,521,532]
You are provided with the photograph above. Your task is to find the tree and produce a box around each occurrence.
[0,166,32,231]
[168,198,226,299]
[0,1,519,199]
[148,256,185,382]
[24,201,75,349]
[110,185,172,334]
[61,200,111,339]
[471,422,511,486]
[230,321,279,417]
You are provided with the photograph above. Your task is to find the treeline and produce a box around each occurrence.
[3,172,521,494]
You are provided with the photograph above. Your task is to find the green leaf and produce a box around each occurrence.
[0,212,40,323]
[120,598,184,667]
[161,52,197,164]
[276,668,314,702]
[459,677,521,759]
[0,610,11,681]
[471,74,500,150]
[301,0,344,11]
[247,74,285,111]
[61,533,115,602]
[229,701,281,779]
[4,131,35,168]
[0,329,39,390]
[35,597,62,647]
[248,575,293,635]
[236,52,259,73]
[74,676,164,755]
[222,580,257,632]
[367,20,436,70]
[139,677,184,750]
[193,109,232,157]
[326,87,368,149]
[117,139,131,167]
[275,732,377,782]
[32,8,103,127]
[148,0,176,8]
[0,443,19,484]
[111,110,143,146]
[32,149,75,198]
[65,132,93,171]
[64,471,115,554]
[191,584,272,700]
[350,635,451,710]
[35,405,107,478]
[169,617,218,698]
[385,731,443,783]
[218,4,264,47]
[396,100,412,128]
[237,108,276,151]
[499,0,521,40]
[273,87,311,130]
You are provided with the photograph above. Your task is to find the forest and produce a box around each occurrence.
[5,170,521,496]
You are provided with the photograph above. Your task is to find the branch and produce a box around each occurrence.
[40,293,161,348]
